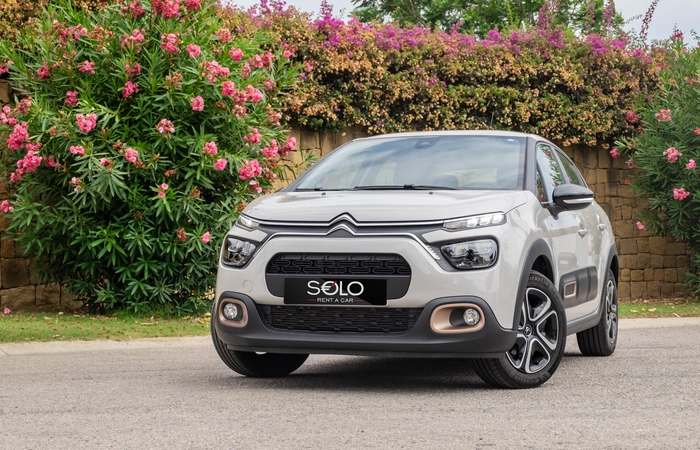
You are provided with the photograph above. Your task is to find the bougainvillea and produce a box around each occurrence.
[220,1,661,147]
[616,37,700,294]
[0,0,300,313]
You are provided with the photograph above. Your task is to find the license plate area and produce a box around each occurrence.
[284,278,387,306]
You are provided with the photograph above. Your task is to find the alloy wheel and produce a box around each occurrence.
[604,279,618,344]
[506,288,561,374]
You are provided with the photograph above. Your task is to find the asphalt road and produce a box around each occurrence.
[1,318,699,450]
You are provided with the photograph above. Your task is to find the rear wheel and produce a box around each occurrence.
[473,271,566,389]
[576,269,618,356]
[211,312,308,378]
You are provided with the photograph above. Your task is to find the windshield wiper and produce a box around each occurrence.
[294,187,348,191]
[353,184,458,191]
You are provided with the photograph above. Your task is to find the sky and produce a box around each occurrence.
[230,0,700,43]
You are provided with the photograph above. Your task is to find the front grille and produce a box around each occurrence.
[266,253,412,276]
[258,305,423,333]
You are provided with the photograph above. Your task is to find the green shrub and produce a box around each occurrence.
[0,0,300,314]
[220,2,662,147]
[616,35,700,295]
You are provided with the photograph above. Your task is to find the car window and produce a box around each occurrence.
[294,136,527,191]
[536,144,564,202]
[554,148,586,187]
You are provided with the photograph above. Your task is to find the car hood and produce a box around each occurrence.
[243,190,529,223]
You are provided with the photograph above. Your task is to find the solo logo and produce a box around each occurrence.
[307,280,364,297]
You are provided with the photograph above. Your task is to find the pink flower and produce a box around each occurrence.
[229,47,244,61]
[673,188,690,201]
[191,96,204,111]
[221,81,237,97]
[201,61,230,82]
[626,111,639,124]
[203,141,218,156]
[687,159,696,170]
[125,62,141,78]
[0,64,8,75]
[655,109,672,122]
[46,156,56,168]
[70,145,86,156]
[246,85,263,104]
[695,128,700,135]
[160,183,169,190]
[283,50,292,58]
[99,157,112,167]
[7,122,29,150]
[243,128,261,145]
[1,200,14,213]
[3,308,9,315]
[262,146,278,159]
[201,231,211,244]
[280,136,296,157]
[241,63,251,79]
[160,33,181,54]
[627,159,636,169]
[120,29,146,51]
[213,158,227,171]
[158,191,165,198]
[69,177,83,192]
[78,60,96,74]
[153,0,180,18]
[636,221,645,231]
[663,147,682,163]
[610,148,620,158]
[65,91,79,106]
[186,44,201,58]
[122,81,139,99]
[124,148,139,163]
[249,180,262,193]
[238,159,262,180]
[157,119,175,135]
[37,63,50,79]
[26,142,41,152]
[76,113,97,134]
[185,0,201,10]
[124,1,146,17]
[264,79,276,91]
[216,28,232,43]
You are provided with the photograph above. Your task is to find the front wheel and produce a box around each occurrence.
[576,269,618,356]
[211,316,308,378]
[473,271,567,389]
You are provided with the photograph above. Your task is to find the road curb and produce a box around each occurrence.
[1,317,699,356]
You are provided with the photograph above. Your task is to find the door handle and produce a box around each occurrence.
[578,228,588,237]
[597,223,607,231]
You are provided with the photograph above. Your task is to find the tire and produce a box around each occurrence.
[211,313,308,378]
[576,268,618,356]
[473,271,567,389]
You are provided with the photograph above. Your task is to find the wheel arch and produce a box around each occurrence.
[513,238,555,330]
[607,244,619,286]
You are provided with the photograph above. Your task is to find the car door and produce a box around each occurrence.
[553,147,604,317]
[535,144,592,320]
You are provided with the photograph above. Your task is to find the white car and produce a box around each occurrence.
[211,131,619,388]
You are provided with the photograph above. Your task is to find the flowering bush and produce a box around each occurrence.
[221,1,662,146]
[0,0,300,313]
[616,36,700,294]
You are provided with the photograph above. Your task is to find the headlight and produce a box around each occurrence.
[441,239,498,270]
[443,213,506,231]
[222,237,257,267]
[236,214,259,231]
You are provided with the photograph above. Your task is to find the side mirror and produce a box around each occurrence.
[552,184,594,210]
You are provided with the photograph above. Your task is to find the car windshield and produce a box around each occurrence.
[294,135,527,191]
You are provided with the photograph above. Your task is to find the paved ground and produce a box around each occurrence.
[1,318,699,450]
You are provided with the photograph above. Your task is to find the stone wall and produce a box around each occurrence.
[0,75,691,308]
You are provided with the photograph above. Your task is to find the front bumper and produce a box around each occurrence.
[213,293,517,358]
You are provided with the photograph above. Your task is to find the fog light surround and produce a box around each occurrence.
[430,303,485,334]
[218,299,248,328]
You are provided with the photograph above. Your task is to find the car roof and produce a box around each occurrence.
[357,130,543,141]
